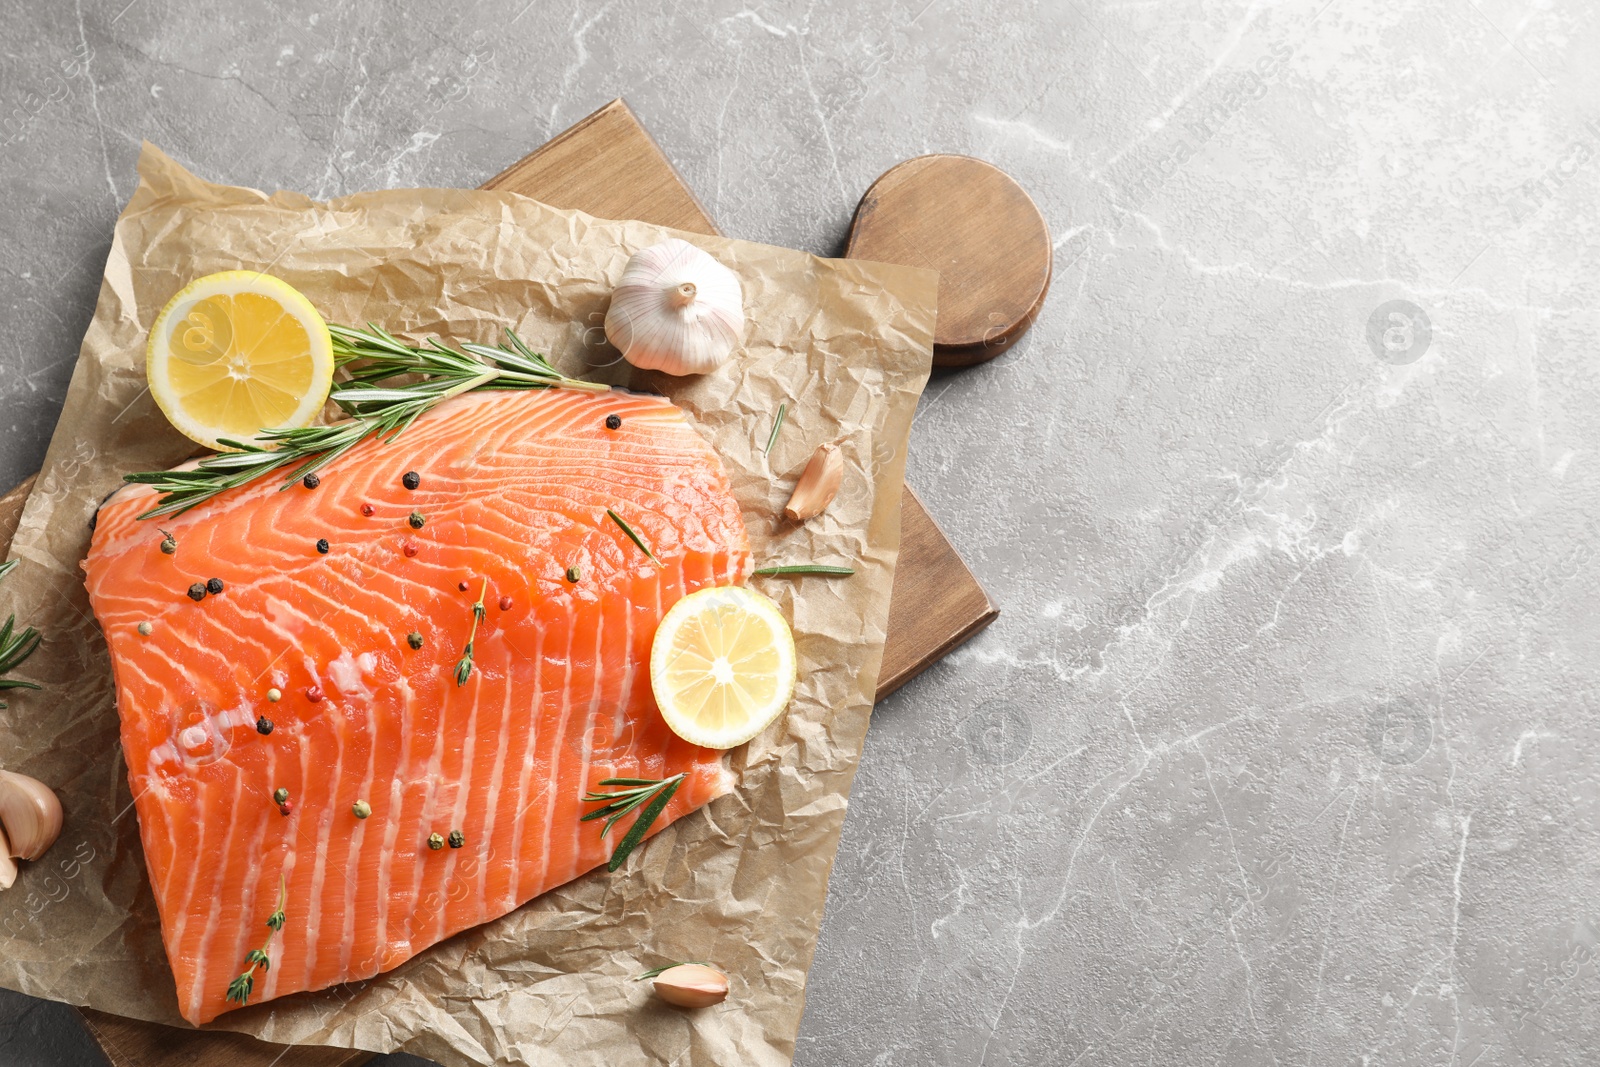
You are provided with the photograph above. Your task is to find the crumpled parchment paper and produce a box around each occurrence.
[0,144,934,1066]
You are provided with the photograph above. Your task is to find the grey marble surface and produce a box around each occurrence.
[2,0,1599,1064]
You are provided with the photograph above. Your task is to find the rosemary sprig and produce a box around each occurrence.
[454,579,488,686]
[0,560,41,711]
[581,773,686,871]
[606,508,656,561]
[752,564,855,577]
[125,324,605,520]
[764,402,786,454]
[225,874,287,1006]
[635,960,708,981]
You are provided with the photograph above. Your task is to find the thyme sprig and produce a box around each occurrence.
[125,324,605,520]
[225,874,287,1006]
[0,560,41,711]
[454,579,488,686]
[581,773,686,872]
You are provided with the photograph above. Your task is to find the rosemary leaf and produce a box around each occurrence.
[607,776,682,872]
[751,564,855,577]
[634,961,709,981]
[126,325,603,519]
[602,807,646,839]
[764,403,787,454]
[579,773,686,871]
[581,780,664,836]
[0,559,40,710]
[606,508,656,560]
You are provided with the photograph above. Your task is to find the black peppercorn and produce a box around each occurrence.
[566,565,581,583]
[273,787,289,805]
[187,583,207,602]
[408,512,426,530]
[256,716,274,735]
[427,832,445,851]
[206,577,224,595]
[402,470,421,490]
[159,529,177,555]
[316,538,330,554]
[447,829,465,849]
[303,473,321,489]
[406,632,424,650]
[605,414,622,430]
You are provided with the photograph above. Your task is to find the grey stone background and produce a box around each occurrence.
[2,0,1599,1064]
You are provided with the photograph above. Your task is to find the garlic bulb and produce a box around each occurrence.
[0,770,62,889]
[605,239,744,375]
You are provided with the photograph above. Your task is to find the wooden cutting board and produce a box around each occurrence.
[0,98,997,1066]
[844,154,1051,367]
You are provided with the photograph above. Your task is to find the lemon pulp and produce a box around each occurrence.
[649,586,797,750]
[147,271,333,450]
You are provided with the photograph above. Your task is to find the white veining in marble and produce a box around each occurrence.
[2,1,1599,1065]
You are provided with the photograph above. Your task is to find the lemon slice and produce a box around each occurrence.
[147,271,333,450]
[650,586,797,750]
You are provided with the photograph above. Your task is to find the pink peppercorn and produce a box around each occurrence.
[458,580,470,592]
[499,596,513,611]
[278,800,294,817]
[403,541,419,558]
[306,686,323,703]
[360,503,375,517]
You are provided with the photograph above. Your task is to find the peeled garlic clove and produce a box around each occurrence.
[0,770,62,862]
[784,440,844,521]
[0,826,16,890]
[605,238,745,376]
[653,964,729,1008]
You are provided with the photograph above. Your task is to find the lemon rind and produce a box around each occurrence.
[146,270,333,452]
[649,585,797,751]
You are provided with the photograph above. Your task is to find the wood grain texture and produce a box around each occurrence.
[876,492,998,696]
[481,100,717,232]
[0,98,994,1064]
[79,1009,370,1067]
[845,154,1051,367]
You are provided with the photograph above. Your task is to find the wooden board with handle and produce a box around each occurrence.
[0,98,997,1066]
[844,154,1052,368]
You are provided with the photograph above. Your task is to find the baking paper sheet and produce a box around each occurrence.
[0,144,935,1066]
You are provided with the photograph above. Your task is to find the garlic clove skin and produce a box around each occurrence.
[0,770,63,862]
[652,964,729,1008]
[605,239,745,376]
[783,440,844,521]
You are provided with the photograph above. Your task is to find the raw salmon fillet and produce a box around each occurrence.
[84,387,750,1024]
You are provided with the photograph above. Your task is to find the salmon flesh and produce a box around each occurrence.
[84,387,749,1024]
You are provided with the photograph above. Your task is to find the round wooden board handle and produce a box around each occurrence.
[844,154,1051,367]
